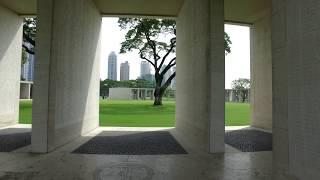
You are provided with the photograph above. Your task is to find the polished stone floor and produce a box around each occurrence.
[0,125,272,180]
[0,151,272,180]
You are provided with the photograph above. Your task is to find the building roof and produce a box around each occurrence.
[0,0,270,23]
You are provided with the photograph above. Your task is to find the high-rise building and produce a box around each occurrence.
[108,51,117,81]
[140,61,151,77]
[120,61,130,81]
[21,52,35,82]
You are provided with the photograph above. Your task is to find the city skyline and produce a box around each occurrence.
[100,18,250,88]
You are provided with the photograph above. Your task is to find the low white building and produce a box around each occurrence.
[109,88,155,100]
[20,81,33,99]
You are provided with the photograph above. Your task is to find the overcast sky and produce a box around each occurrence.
[100,18,250,89]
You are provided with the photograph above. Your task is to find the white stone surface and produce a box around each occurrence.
[176,0,225,153]
[271,0,290,179]
[109,88,133,100]
[32,0,101,153]
[0,150,272,180]
[31,0,54,153]
[0,5,22,128]
[250,10,273,130]
[286,1,320,179]
[272,1,320,179]
[20,82,32,99]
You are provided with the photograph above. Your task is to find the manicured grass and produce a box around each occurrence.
[99,100,175,127]
[19,100,33,124]
[225,102,251,126]
[19,100,250,127]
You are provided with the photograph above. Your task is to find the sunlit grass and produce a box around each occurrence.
[19,100,250,127]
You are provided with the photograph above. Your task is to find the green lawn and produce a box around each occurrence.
[19,100,33,124]
[100,100,175,127]
[225,102,250,126]
[19,100,250,127]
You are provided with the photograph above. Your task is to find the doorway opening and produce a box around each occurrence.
[224,23,272,153]
[99,17,177,128]
[0,17,35,152]
[71,16,186,155]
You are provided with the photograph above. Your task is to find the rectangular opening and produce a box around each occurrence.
[99,17,177,128]
[224,23,272,153]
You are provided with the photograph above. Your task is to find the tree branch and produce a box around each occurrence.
[158,37,176,70]
[23,32,35,46]
[160,57,176,76]
[23,44,35,55]
[143,31,160,67]
[160,72,176,91]
[139,51,156,69]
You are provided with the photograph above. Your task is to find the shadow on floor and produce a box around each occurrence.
[73,131,188,155]
[0,128,31,152]
[225,129,272,152]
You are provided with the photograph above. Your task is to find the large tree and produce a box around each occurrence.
[231,78,250,103]
[23,18,37,55]
[119,18,232,106]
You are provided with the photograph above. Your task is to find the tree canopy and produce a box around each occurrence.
[118,18,232,105]
[23,18,37,55]
[231,78,250,103]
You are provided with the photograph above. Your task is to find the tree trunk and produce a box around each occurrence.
[241,91,245,103]
[153,87,163,106]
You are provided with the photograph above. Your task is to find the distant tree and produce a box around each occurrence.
[231,78,250,103]
[100,79,120,98]
[100,78,157,98]
[119,18,232,106]
[23,18,36,55]
[163,88,175,99]
[135,78,155,88]
[118,80,136,88]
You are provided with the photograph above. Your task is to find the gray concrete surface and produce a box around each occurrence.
[176,0,225,153]
[271,1,290,179]
[0,150,272,180]
[0,0,270,21]
[4,126,271,180]
[286,1,320,179]
[272,1,320,179]
[250,10,273,131]
[32,0,101,153]
[0,6,22,128]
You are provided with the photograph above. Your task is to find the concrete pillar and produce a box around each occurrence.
[176,0,225,153]
[286,1,320,179]
[272,0,289,178]
[32,0,101,153]
[250,10,272,130]
[0,6,23,128]
[273,1,320,179]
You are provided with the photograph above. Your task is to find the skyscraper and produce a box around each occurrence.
[21,52,35,82]
[120,61,130,81]
[108,51,117,81]
[140,61,151,77]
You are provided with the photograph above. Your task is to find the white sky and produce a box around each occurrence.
[100,18,250,89]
